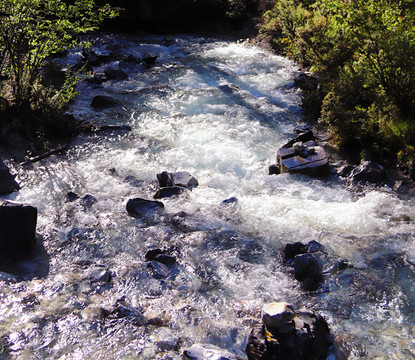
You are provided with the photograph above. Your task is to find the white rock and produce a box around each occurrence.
[262,302,296,329]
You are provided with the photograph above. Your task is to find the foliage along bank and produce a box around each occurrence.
[260,0,415,169]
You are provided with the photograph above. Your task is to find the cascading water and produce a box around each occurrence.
[1,34,415,359]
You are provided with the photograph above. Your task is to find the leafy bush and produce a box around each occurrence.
[261,0,415,167]
[0,0,117,112]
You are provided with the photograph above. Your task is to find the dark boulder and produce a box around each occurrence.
[142,55,158,66]
[126,198,164,218]
[283,242,306,260]
[172,171,198,189]
[90,95,120,109]
[294,253,323,291]
[156,170,198,190]
[145,247,164,261]
[269,164,280,175]
[349,160,387,185]
[157,171,174,187]
[246,302,333,360]
[0,200,37,255]
[154,186,186,199]
[66,191,80,202]
[0,159,20,195]
[104,67,128,81]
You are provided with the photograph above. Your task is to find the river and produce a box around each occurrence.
[1,34,415,359]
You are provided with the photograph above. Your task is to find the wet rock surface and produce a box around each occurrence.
[126,198,165,218]
[276,131,329,177]
[246,302,333,360]
[0,159,19,195]
[184,343,239,360]
[0,200,37,255]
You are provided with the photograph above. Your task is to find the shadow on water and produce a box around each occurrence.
[0,234,50,281]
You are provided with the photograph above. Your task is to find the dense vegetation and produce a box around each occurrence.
[0,0,116,148]
[260,0,415,167]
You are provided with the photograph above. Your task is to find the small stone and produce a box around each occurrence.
[390,214,411,222]
[268,164,280,175]
[154,186,186,199]
[283,242,306,259]
[147,261,170,278]
[157,171,174,187]
[104,67,128,80]
[84,266,111,283]
[221,197,238,206]
[145,248,164,261]
[124,175,142,187]
[262,302,296,330]
[184,344,238,360]
[172,171,199,190]
[305,240,324,253]
[80,194,97,209]
[90,95,120,109]
[66,191,80,202]
[126,198,164,218]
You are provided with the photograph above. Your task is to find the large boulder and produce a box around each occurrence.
[0,200,37,255]
[246,302,333,360]
[276,132,329,177]
[0,159,20,195]
[349,160,387,185]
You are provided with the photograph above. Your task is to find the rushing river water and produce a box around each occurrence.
[1,34,415,359]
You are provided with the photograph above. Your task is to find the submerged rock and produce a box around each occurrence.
[246,302,333,360]
[90,95,120,109]
[104,67,128,81]
[0,200,37,255]
[126,198,164,218]
[0,159,20,195]
[184,344,238,360]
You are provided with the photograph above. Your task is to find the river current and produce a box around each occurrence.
[1,34,415,359]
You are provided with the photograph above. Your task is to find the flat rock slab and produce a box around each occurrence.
[277,145,328,177]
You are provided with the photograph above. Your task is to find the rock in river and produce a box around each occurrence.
[276,131,329,177]
[0,200,37,255]
[246,302,333,360]
[126,198,164,218]
[0,159,19,195]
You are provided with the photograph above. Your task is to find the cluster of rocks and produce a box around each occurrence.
[246,302,333,360]
[283,240,349,291]
[270,130,329,177]
[126,171,198,219]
